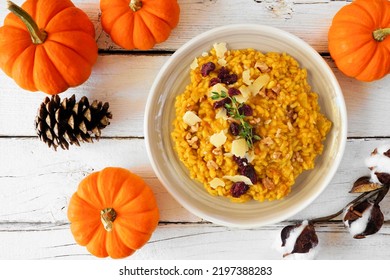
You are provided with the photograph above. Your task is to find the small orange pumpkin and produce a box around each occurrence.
[67,167,159,259]
[328,0,390,82]
[0,0,98,94]
[100,0,180,50]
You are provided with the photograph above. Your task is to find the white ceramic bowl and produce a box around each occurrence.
[145,24,347,228]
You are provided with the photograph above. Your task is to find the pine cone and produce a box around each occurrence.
[35,94,112,150]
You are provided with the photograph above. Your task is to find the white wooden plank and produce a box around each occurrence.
[294,138,390,221]
[1,54,390,138]
[0,55,168,138]
[0,0,389,261]
[0,137,199,223]
[135,222,390,260]
[0,0,349,53]
[1,137,389,224]
[0,222,389,260]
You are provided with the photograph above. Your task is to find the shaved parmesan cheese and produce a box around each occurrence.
[246,151,255,163]
[234,93,249,104]
[250,74,270,95]
[217,58,227,66]
[209,83,228,98]
[213,42,227,58]
[242,69,253,85]
[202,52,209,57]
[234,93,249,103]
[183,111,202,126]
[210,131,227,148]
[190,58,198,70]
[231,84,252,103]
[209,178,225,189]
[215,108,228,120]
[223,175,253,185]
[239,85,251,97]
[237,85,252,104]
[231,138,248,157]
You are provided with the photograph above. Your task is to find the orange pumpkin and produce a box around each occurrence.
[0,0,98,94]
[328,0,390,82]
[67,167,159,258]
[100,0,180,50]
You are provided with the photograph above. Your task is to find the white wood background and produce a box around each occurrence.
[0,0,390,260]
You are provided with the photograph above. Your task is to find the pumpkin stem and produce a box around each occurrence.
[373,27,390,42]
[100,208,117,232]
[129,0,143,12]
[7,0,47,44]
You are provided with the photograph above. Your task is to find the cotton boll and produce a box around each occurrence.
[343,202,373,237]
[276,220,319,260]
[343,201,384,239]
[280,221,307,254]
[365,144,390,185]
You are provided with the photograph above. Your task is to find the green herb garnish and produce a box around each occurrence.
[211,90,260,148]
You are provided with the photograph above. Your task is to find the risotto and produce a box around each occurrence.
[171,43,331,202]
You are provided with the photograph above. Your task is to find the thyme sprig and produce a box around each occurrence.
[211,90,260,148]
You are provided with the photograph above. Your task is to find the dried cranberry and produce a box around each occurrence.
[228,87,241,96]
[241,165,258,184]
[224,74,238,85]
[217,67,229,80]
[229,122,240,136]
[232,156,257,184]
[213,97,231,109]
[209,77,221,87]
[233,156,249,169]
[217,67,238,85]
[201,62,216,77]
[231,182,249,197]
[238,104,253,116]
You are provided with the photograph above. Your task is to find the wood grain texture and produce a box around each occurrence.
[0,137,389,224]
[0,0,389,138]
[0,55,389,138]
[0,0,389,260]
[0,0,349,53]
[0,55,168,137]
[1,222,389,260]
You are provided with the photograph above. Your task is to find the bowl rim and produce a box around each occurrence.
[144,24,348,228]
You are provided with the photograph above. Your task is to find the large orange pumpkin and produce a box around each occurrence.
[67,167,160,258]
[100,0,180,50]
[328,0,390,82]
[0,0,98,94]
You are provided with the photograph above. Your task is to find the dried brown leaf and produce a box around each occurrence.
[350,176,382,193]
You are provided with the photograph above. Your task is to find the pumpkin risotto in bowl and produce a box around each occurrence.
[145,24,347,228]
